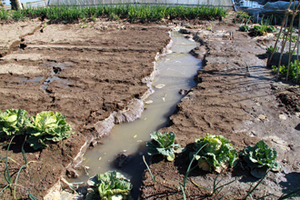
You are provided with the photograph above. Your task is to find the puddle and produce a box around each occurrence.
[18,76,45,83]
[41,61,73,92]
[72,31,201,199]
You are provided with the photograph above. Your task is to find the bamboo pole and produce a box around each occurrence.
[268,0,293,67]
[285,0,299,81]
[297,14,300,83]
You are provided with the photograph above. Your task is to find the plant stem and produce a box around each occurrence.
[183,143,207,189]
[142,155,155,183]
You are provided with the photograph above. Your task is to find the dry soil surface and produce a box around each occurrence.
[0,19,170,199]
[0,13,299,200]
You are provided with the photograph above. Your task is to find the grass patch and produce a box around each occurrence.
[0,4,227,22]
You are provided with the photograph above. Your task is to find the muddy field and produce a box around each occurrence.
[0,12,300,199]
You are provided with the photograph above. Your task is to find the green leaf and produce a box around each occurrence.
[192,134,238,172]
[0,109,32,137]
[146,131,184,161]
[240,140,280,178]
[86,171,132,200]
[28,111,73,149]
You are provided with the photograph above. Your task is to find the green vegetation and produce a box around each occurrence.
[248,24,276,36]
[0,109,73,150]
[0,4,227,22]
[234,11,252,24]
[0,109,32,137]
[27,111,72,149]
[146,131,184,161]
[238,15,276,36]
[276,31,298,43]
[0,136,39,199]
[191,173,241,199]
[239,24,249,32]
[272,60,300,82]
[86,171,132,200]
[240,140,280,178]
[191,134,238,173]
[266,45,278,54]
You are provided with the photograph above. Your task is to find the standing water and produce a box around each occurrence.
[73,31,201,199]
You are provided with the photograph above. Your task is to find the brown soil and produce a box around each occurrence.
[0,12,299,200]
[0,19,170,199]
[141,14,300,199]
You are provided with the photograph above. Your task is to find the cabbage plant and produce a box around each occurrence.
[0,109,73,150]
[0,109,32,137]
[240,140,280,178]
[86,171,132,200]
[146,131,184,161]
[27,111,72,150]
[192,134,238,173]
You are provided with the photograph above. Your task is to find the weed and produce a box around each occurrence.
[142,155,156,183]
[235,11,252,24]
[183,143,207,189]
[191,173,241,199]
[266,45,278,54]
[0,8,9,20]
[0,136,37,199]
[279,188,300,199]
[272,60,300,82]
[245,170,272,199]
[239,25,249,32]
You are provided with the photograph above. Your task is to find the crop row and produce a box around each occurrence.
[0,4,227,22]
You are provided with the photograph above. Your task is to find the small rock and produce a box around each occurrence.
[179,89,189,95]
[115,153,133,168]
[179,28,190,34]
[249,131,256,137]
[257,114,269,122]
[279,114,287,120]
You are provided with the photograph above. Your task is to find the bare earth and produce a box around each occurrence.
[0,12,300,199]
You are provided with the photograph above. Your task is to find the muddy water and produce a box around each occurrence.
[74,31,201,198]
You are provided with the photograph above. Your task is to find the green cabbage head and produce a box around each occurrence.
[193,134,238,173]
[240,140,280,178]
[86,171,132,200]
[0,109,32,137]
[27,111,72,149]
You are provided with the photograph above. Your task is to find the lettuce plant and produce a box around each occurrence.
[27,111,72,150]
[146,131,184,161]
[192,134,238,173]
[240,140,280,178]
[0,109,32,137]
[86,171,132,200]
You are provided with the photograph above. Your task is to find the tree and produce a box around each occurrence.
[10,0,22,10]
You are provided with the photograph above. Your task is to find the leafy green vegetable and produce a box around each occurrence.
[192,134,238,173]
[146,131,184,161]
[86,171,132,200]
[27,111,72,150]
[0,109,32,137]
[240,140,280,178]
[239,25,249,32]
